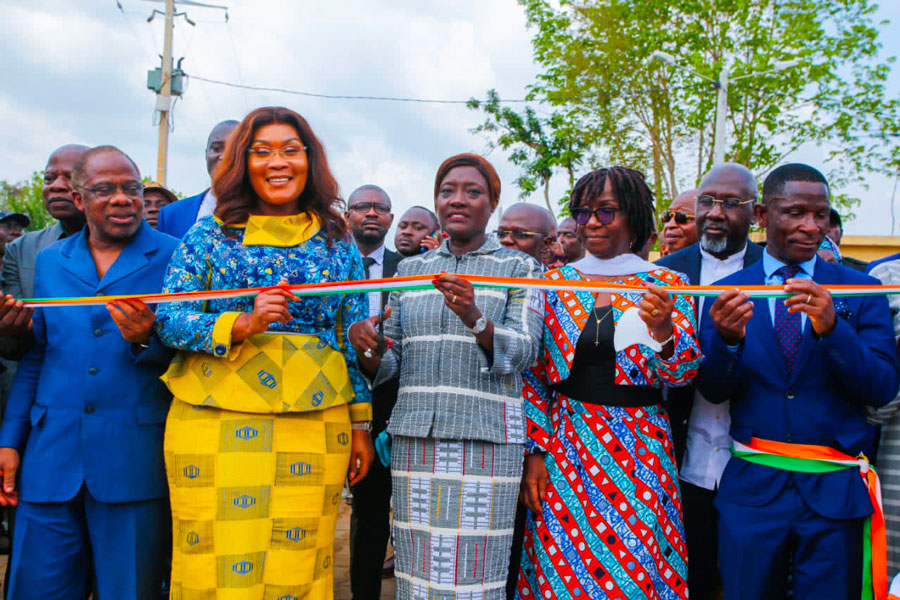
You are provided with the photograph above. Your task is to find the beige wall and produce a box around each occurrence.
[749,232,900,262]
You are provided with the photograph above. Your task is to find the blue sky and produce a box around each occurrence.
[0,0,897,238]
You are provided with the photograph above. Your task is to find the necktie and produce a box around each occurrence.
[363,256,376,279]
[774,264,803,372]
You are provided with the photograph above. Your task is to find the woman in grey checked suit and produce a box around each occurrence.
[349,153,543,600]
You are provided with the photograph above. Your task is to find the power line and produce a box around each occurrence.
[116,1,155,62]
[183,74,817,107]
[185,74,537,104]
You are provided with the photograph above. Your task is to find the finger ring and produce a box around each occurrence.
[652,309,659,316]
[451,293,457,304]
[363,348,373,359]
[806,294,812,304]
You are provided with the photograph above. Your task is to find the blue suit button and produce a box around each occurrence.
[215,344,227,356]
[85,405,95,414]
[88,367,99,375]
[93,328,103,337]
[786,390,795,400]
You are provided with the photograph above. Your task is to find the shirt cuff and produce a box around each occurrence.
[211,312,243,360]
[349,401,373,423]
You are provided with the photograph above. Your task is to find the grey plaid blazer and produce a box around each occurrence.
[375,237,543,445]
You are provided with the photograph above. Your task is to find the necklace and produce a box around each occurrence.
[592,304,613,347]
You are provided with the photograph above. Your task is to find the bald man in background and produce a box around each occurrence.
[0,143,90,599]
[497,203,562,268]
[661,189,698,256]
[157,120,239,238]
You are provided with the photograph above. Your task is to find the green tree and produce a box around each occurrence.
[468,90,593,216]
[499,0,899,215]
[0,171,54,231]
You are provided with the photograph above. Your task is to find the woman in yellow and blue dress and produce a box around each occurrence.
[156,106,375,600]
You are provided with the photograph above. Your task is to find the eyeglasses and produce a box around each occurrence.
[348,202,391,215]
[80,182,144,200]
[496,229,547,240]
[571,206,617,226]
[662,210,695,224]
[247,144,307,161]
[697,195,755,210]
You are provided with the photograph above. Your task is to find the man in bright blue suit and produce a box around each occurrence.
[0,146,179,600]
[157,119,238,238]
[697,163,900,600]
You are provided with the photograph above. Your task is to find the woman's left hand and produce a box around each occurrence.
[433,273,481,328]
[638,283,675,343]
[348,429,375,486]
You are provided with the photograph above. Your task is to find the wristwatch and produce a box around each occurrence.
[351,421,373,432]
[468,314,488,335]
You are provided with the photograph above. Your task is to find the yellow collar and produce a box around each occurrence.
[216,213,322,247]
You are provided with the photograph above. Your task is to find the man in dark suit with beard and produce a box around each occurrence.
[656,163,763,600]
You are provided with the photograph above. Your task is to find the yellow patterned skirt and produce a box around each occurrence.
[165,398,352,600]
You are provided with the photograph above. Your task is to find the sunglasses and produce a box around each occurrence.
[571,206,618,226]
[662,210,695,224]
[496,229,546,240]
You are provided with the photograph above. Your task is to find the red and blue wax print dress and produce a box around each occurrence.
[516,266,701,600]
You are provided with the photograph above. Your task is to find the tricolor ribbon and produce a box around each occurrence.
[15,273,900,308]
[732,438,887,600]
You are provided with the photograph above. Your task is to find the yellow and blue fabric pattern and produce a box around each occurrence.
[166,399,351,599]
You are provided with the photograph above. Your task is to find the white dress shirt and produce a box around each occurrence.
[364,244,385,318]
[680,244,747,490]
[196,189,216,220]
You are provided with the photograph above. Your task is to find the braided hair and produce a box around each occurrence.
[569,167,656,253]
[569,167,656,252]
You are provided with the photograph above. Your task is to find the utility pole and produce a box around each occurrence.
[713,68,728,165]
[156,0,174,185]
[650,51,799,166]
[145,0,228,185]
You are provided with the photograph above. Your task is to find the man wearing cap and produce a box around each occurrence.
[157,120,238,238]
[141,182,177,230]
[0,213,29,258]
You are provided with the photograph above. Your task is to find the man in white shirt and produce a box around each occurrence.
[655,163,762,600]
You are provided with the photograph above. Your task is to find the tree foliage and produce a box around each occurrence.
[468,90,593,216]
[475,0,899,217]
[0,171,54,231]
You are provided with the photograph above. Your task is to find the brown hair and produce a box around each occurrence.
[212,106,347,245]
[433,153,501,208]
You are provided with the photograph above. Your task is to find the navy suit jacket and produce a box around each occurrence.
[157,189,205,239]
[696,256,899,519]
[0,222,179,503]
[654,241,764,464]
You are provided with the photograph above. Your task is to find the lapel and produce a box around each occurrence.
[380,249,401,308]
[60,228,101,289]
[683,244,702,286]
[96,222,156,293]
[743,241,764,268]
